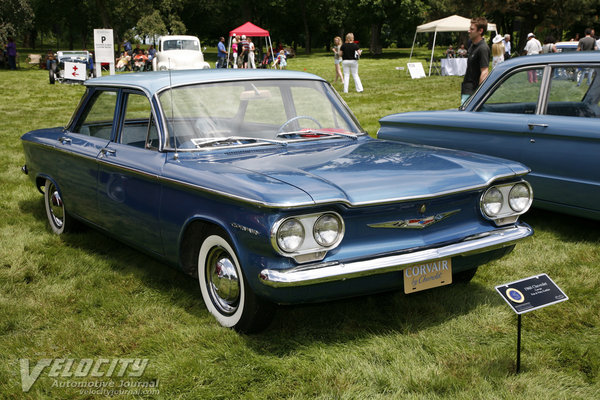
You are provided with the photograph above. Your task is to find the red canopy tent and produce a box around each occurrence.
[229,22,269,37]
[227,22,274,68]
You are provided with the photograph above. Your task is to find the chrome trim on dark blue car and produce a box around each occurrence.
[259,224,533,287]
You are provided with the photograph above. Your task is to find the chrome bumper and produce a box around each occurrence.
[259,225,533,288]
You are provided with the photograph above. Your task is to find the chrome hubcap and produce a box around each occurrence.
[48,185,64,228]
[205,246,240,315]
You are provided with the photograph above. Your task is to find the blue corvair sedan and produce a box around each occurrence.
[379,52,600,221]
[22,70,533,332]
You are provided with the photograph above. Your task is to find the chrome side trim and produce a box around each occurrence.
[23,140,529,209]
[259,225,533,287]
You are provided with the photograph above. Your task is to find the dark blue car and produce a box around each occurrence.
[379,52,600,220]
[22,70,533,332]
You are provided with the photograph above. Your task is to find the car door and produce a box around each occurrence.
[57,89,118,223]
[96,90,166,255]
[467,66,547,162]
[523,65,600,213]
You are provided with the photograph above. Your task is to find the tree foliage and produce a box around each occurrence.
[4,0,600,54]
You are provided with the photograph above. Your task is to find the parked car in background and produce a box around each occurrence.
[22,69,533,332]
[48,50,94,84]
[152,35,210,71]
[379,52,600,220]
[555,41,578,52]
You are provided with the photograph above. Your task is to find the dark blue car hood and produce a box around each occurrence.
[180,138,529,207]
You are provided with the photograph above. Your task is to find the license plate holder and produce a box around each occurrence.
[403,258,452,294]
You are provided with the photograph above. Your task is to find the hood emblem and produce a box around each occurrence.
[368,209,460,229]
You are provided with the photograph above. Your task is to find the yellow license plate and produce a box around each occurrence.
[403,258,452,294]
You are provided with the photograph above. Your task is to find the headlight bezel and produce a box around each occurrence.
[271,212,345,263]
[480,180,533,226]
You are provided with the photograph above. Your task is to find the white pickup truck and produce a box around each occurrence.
[152,35,210,71]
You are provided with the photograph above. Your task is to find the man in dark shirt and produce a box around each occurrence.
[461,17,490,105]
[577,28,597,86]
[578,28,597,51]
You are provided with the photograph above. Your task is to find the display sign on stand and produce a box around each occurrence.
[94,29,115,76]
[407,62,426,79]
[495,274,568,373]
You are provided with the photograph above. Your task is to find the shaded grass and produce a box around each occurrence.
[0,51,599,399]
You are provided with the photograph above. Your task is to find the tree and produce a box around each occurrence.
[0,0,34,45]
[136,10,168,45]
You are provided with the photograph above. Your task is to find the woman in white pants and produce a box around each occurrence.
[248,38,256,69]
[339,33,363,93]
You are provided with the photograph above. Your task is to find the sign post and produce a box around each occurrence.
[495,274,568,373]
[94,29,115,76]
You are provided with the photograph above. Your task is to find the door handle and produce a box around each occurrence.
[100,148,116,156]
[528,123,548,130]
[58,136,71,144]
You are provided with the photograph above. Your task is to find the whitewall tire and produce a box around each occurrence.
[198,232,275,333]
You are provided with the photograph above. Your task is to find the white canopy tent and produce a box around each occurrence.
[408,15,498,76]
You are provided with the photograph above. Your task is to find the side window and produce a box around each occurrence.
[478,68,543,114]
[546,67,600,118]
[74,91,118,138]
[121,92,158,149]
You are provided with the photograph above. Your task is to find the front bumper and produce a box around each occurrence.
[259,224,532,288]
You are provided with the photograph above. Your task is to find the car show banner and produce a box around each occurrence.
[64,62,87,81]
[94,29,115,75]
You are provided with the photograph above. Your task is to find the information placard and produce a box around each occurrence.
[64,62,86,81]
[94,29,114,63]
[407,62,426,79]
[495,274,568,314]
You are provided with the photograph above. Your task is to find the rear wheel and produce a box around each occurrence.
[198,230,275,333]
[44,180,73,234]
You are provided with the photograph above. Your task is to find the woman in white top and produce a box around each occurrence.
[248,37,256,69]
[491,34,505,69]
[332,36,344,84]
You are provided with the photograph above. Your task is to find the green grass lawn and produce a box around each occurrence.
[1,50,599,399]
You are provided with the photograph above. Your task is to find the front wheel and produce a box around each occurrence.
[198,231,275,333]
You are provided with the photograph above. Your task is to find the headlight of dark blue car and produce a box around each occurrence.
[272,212,345,263]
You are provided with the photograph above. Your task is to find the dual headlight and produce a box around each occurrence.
[481,181,533,225]
[272,212,345,263]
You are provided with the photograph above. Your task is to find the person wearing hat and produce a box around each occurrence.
[502,34,511,60]
[524,33,542,83]
[461,17,490,105]
[491,34,505,69]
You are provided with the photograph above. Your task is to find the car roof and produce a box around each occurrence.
[159,35,200,41]
[84,69,326,96]
[555,41,578,48]
[490,51,600,75]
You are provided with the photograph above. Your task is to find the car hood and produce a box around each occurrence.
[178,138,528,207]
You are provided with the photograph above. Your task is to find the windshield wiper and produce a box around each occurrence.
[191,136,287,148]
[276,129,358,140]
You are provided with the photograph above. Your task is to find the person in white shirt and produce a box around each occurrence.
[502,34,511,59]
[524,33,542,83]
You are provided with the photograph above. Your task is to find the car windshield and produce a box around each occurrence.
[162,40,199,51]
[59,51,88,60]
[158,79,364,150]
